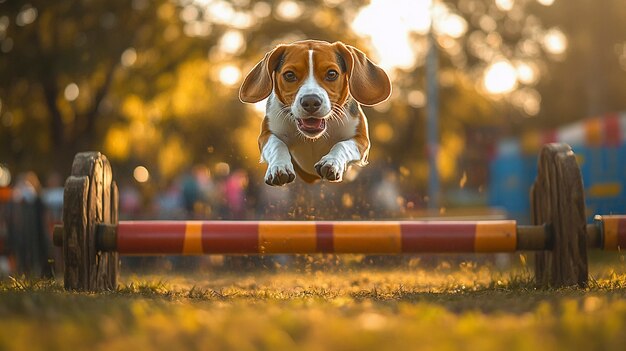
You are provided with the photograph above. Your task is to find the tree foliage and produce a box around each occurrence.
[1,0,625,205]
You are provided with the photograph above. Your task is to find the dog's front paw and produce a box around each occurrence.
[315,157,345,182]
[265,162,296,186]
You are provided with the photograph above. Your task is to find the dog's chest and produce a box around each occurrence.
[269,116,359,175]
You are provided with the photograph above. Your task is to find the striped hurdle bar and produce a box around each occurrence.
[52,144,626,291]
[54,219,626,255]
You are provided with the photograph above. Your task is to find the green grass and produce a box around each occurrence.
[1,253,626,351]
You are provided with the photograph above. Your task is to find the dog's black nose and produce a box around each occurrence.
[300,94,322,114]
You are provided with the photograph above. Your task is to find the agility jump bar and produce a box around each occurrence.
[55,216,623,256]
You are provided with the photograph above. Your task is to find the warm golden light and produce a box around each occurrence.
[180,5,199,22]
[543,28,567,55]
[373,123,394,143]
[183,21,212,37]
[64,83,80,101]
[121,48,137,67]
[104,126,130,160]
[352,0,432,70]
[483,59,518,95]
[214,162,230,177]
[352,0,467,70]
[434,12,467,39]
[495,0,514,11]
[0,165,10,187]
[252,2,272,18]
[218,65,241,86]
[16,5,37,26]
[275,0,304,21]
[515,61,538,85]
[537,0,555,6]
[133,166,150,183]
[512,88,541,116]
[407,90,426,108]
[219,30,245,55]
[253,99,267,115]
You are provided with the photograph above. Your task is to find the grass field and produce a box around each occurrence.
[2,253,626,351]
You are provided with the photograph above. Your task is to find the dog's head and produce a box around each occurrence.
[240,40,391,139]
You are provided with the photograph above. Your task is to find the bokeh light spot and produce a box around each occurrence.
[121,48,137,67]
[16,5,38,26]
[64,83,80,101]
[483,59,518,95]
[218,65,241,86]
[495,0,514,11]
[215,162,230,177]
[133,166,150,183]
[543,28,567,55]
[275,1,304,21]
[219,30,245,55]
[373,123,394,143]
[407,90,426,108]
[515,61,538,85]
[252,2,272,18]
[0,165,11,187]
[537,0,555,6]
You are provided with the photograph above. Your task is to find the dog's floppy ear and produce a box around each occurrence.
[239,45,287,103]
[334,42,391,106]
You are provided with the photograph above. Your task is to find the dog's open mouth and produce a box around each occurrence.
[296,118,326,136]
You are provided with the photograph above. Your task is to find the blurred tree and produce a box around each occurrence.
[2,0,625,213]
[0,0,237,173]
[528,0,626,129]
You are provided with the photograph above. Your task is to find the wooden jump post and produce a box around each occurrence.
[52,144,626,291]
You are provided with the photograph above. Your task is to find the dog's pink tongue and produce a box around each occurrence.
[301,118,323,129]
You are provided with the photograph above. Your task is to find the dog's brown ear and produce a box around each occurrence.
[239,45,287,103]
[334,42,391,106]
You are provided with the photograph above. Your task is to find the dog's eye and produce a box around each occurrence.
[325,70,339,81]
[283,71,297,82]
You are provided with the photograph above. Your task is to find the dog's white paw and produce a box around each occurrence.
[315,157,345,182]
[265,162,296,186]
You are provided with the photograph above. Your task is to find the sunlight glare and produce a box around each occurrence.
[253,99,267,115]
[219,30,245,55]
[495,0,514,11]
[275,0,304,21]
[352,0,432,70]
[483,59,518,95]
[542,28,567,55]
[434,12,467,39]
[205,1,235,24]
[218,65,241,86]
[515,61,538,85]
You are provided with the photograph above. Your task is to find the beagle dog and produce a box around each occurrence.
[239,40,391,186]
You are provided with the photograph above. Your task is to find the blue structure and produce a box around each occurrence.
[489,112,626,223]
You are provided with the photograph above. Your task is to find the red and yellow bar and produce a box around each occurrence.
[597,215,626,250]
[116,220,518,255]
